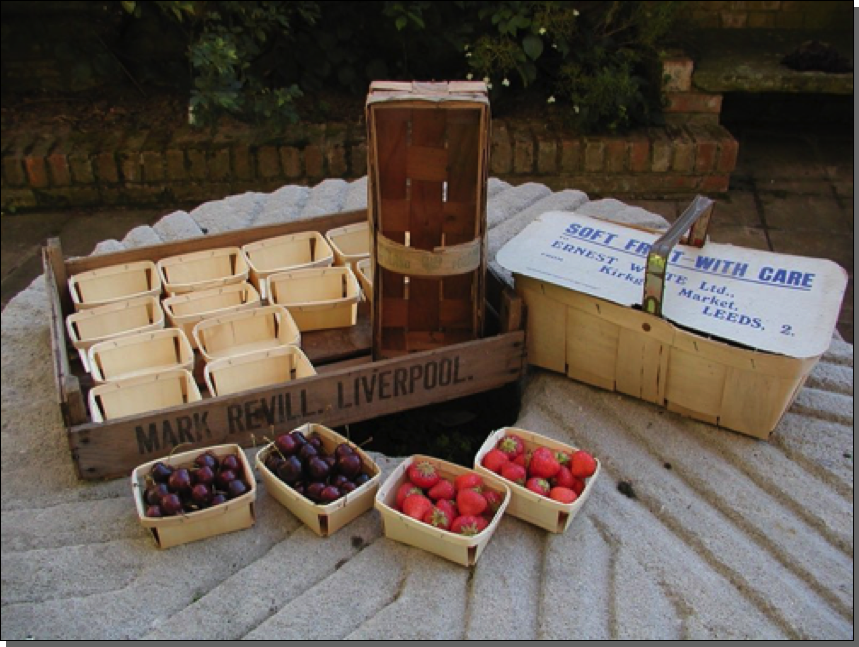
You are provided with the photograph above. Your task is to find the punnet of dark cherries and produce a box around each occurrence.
[143,451,250,517]
[263,429,371,504]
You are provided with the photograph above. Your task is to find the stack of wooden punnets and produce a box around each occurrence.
[66,227,370,423]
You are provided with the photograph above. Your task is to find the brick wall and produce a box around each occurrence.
[685,0,854,30]
[0,120,738,211]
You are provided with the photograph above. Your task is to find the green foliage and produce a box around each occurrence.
[125,1,680,133]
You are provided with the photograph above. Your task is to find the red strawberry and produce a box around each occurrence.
[407,460,441,489]
[552,465,575,490]
[496,434,525,460]
[427,478,455,501]
[500,462,527,486]
[570,450,597,478]
[549,486,578,504]
[402,493,433,520]
[525,477,551,497]
[483,489,504,515]
[454,473,483,492]
[451,515,487,536]
[396,482,424,509]
[570,476,586,496]
[529,447,561,479]
[554,450,572,467]
[435,498,457,522]
[512,452,527,468]
[423,506,451,530]
[481,448,509,474]
[456,488,488,516]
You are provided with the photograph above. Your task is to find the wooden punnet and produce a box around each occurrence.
[474,427,601,534]
[325,221,370,273]
[374,455,510,567]
[89,368,202,423]
[42,209,526,480]
[241,231,334,299]
[162,282,261,349]
[204,346,316,398]
[68,260,161,310]
[192,304,301,363]
[355,257,373,302]
[266,266,360,332]
[157,246,249,295]
[66,295,164,371]
[366,81,490,359]
[131,444,256,549]
[255,423,381,537]
[88,328,194,384]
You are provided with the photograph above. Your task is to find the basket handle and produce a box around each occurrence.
[642,195,715,317]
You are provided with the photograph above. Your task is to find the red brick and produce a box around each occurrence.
[536,136,557,174]
[663,92,723,114]
[628,136,650,173]
[584,140,605,173]
[258,146,281,179]
[208,148,230,181]
[327,143,348,177]
[512,130,534,174]
[490,123,513,175]
[350,142,367,177]
[648,129,672,173]
[604,139,626,173]
[24,156,50,188]
[661,54,694,92]
[669,128,694,173]
[120,152,142,184]
[187,149,207,180]
[1,188,37,210]
[701,174,730,193]
[747,11,775,28]
[69,154,95,184]
[560,138,581,172]
[693,133,718,173]
[141,151,165,183]
[717,136,739,173]
[232,144,253,181]
[775,11,804,28]
[690,10,720,28]
[720,11,748,27]
[96,152,120,184]
[3,156,26,187]
[305,145,324,178]
[47,152,71,186]
[166,149,186,181]
[280,146,302,179]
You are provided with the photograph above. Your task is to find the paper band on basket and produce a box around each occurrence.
[375,234,482,277]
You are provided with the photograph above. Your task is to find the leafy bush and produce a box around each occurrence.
[124,1,681,133]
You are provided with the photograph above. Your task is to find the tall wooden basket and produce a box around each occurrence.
[366,81,490,359]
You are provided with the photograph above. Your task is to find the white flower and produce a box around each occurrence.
[487,82,493,89]
[464,44,470,51]
[483,77,490,84]
[574,105,580,113]
[502,78,510,87]
[466,73,473,80]
[573,9,580,16]
[547,96,556,104]
[465,52,472,58]
[552,43,558,50]
[539,27,547,35]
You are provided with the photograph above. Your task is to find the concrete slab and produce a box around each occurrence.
[1,179,852,640]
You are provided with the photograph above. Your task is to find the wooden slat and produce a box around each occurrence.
[379,199,411,232]
[406,145,448,182]
[67,330,526,479]
[407,110,446,338]
[301,302,372,366]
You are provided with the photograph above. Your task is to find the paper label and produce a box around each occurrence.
[376,235,481,277]
[496,212,847,357]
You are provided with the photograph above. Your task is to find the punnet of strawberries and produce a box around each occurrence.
[482,433,597,504]
[395,460,505,537]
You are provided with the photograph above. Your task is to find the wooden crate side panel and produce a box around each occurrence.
[664,347,728,418]
[565,304,619,391]
[718,368,808,439]
[520,286,566,374]
[68,331,525,480]
[614,329,669,404]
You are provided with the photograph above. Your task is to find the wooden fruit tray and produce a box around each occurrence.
[43,209,526,480]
